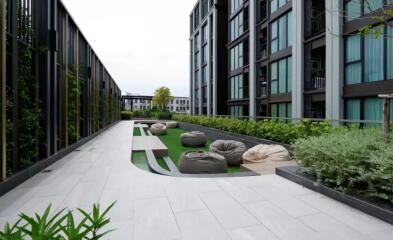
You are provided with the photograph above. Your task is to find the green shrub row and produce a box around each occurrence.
[172,115,332,144]
[121,111,173,120]
[294,128,393,203]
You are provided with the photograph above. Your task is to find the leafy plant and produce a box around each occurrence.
[294,128,393,203]
[0,202,116,240]
[120,111,132,120]
[67,66,80,144]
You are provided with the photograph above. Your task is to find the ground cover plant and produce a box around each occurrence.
[0,202,116,240]
[173,115,332,144]
[294,128,393,203]
[158,128,241,173]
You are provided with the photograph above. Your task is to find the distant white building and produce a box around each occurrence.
[123,93,190,114]
[166,97,191,114]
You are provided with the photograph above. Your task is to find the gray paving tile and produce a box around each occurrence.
[133,197,180,240]
[176,210,231,240]
[244,201,321,240]
[216,179,265,204]
[252,184,319,218]
[299,212,371,240]
[165,182,206,213]
[299,193,392,234]
[200,191,259,230]
[228,225,279,240]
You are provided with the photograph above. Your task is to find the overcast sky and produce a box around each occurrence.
[62,0,197,97]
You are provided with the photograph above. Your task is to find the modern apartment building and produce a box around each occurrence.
[190,0,393,123]
[190,0,229,115]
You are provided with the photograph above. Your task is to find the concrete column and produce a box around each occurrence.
[198,28,203,115]
[212,7,218,116]
[292,0,304,120]
[207,15,212,116]
[190,36,195,115]
[249,0,257,118]
[325,0,343,123]
[0,0,6,180]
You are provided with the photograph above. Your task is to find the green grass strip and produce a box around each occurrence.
[133,127,142,136]
[131,151,149,170]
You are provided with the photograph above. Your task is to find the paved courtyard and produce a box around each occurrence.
[0,121,392,239]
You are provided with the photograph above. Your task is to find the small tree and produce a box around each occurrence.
[152,87,173,110]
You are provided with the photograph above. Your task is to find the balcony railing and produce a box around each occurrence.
[305,70,326,90]
[306,9,326,37]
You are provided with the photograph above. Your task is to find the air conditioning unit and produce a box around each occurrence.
[311,59,321,71]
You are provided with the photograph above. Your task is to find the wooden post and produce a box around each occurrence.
[379,94,393,143]
[0,0,6,181]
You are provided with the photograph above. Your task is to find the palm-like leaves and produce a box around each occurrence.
[18,205,66,240]
[0,219,25,240]
[0,202,116,240]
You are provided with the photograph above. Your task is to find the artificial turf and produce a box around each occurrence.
[131,151,149,170]
[133,127,142,136]
[158,128,241,173]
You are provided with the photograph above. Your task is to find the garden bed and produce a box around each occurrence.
[277,166,393,225]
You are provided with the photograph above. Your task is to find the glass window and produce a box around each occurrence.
[278,103,287,118]
[345,35,361,85]
[270,0,278,13]
[271,62,278,94]
[271,57,291,95]
[364,33,384,82]
[230,0,243,14]
[230,43,244,71]
[271,104,278,117]
[345,99,361,121]
[270,12,292,54]
[287,57,292,92]
[388,24,393,79]
[345,0,361,22]
[230,11,244,41]
[278,59,287,93]
[364,98,382,127]
[364,0,383,14]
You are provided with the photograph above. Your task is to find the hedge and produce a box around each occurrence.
[172,115,332,144]
[294,128,393,203]
[121,111,132,120]
[121,111,172,120]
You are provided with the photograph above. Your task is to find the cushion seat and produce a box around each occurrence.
[178,151,228,174]
[180,131,207,147]
[209,140,247,166]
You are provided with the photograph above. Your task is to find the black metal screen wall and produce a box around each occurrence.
[0,0,121,181]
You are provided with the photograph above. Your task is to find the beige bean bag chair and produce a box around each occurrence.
[242,144,290,163]
[180,131,207,147]
[166,121,178,128]
[150,123,167,136]
[209,140,247,166]
[178,151,228,174]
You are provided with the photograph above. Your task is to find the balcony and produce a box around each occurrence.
[305,69,326,91]
[305,8,326,38]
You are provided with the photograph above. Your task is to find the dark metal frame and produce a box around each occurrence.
[0,0,121,183]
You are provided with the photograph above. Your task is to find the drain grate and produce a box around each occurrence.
[42,169,52,173]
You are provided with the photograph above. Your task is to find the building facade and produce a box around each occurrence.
[190,0,393,123]
[190,0,229,115]
[122,94,190,114]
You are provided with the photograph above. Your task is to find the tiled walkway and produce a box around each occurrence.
[0,121,392,239]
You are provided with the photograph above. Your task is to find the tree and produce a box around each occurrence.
[152,87,173,110]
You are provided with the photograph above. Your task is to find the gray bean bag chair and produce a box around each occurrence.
[150,123,167,136]
[178,151,228,174]
[209,140,247,166]
[166,121,178,128]
[180,131,207,147]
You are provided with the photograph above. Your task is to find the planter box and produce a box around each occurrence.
[178,122,292,150]
[276,166,393,225]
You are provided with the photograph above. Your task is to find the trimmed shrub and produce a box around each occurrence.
[172,115,332,144]
[154,111,172,120]
[294,128,393,203]
[121,111,132,120]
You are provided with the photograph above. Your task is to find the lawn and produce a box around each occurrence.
[158,128,240,173]
[133,127,142,136]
